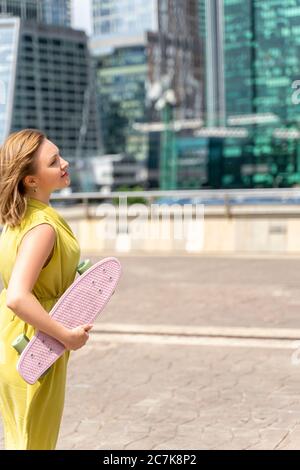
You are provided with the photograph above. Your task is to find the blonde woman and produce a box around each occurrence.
[0,129,93,450]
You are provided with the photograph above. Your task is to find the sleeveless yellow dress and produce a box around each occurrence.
[0,197,80,450]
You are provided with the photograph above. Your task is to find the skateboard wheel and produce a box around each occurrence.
[12,333,30,355]
[77,259,92,275]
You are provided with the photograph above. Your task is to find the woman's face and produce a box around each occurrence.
[25,138,70,194]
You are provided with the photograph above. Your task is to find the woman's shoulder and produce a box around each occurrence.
[14,207,58,241]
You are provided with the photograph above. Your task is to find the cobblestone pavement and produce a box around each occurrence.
[59,337,300,450]
[91,254,300,329]
[1,255,300,449]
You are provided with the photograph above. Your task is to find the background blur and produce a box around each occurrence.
[2,0,300,193]
[3,3,300,451]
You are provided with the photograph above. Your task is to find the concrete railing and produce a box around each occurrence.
[46,189,300,255]
[2,190,300,254]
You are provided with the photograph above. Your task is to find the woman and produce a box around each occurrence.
[0,129,92,450]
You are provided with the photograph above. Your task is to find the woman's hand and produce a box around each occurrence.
[61,324,93,351]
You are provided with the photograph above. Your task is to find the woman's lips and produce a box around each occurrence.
[61,172,69,177]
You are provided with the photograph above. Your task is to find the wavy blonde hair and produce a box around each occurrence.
[0,129,46,228]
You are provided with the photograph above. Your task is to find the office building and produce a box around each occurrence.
[91,0,204,188]
[199,0,300,188]
[0,17,101,191]
[0,0,71,26]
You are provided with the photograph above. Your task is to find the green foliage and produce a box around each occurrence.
[113,185,148,205]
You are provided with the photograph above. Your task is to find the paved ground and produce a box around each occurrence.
[2,254,300,449]
[94,255,300,329]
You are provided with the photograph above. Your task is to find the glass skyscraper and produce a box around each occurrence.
[224,0,300,121]
[91,0,204,189]
[0,17,19,143]
[225,0,300,187]
[11,22,100,157]
[96,46,148,162]
[41,0,71,27]
[92,0,158,52]
[200,0,300,188]
[0,16,102,192]
[90,0,159,177]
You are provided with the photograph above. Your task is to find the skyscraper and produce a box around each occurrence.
[224,0,300,123]
[92,0,158,52]
[148,0,203,121]
[0,17,19,144]
[0,0,71,27]
[0,17,101,156]
[200,0,300,188]
[199,0,225,126]
[41,0,71,27]
[0,6,102,191]
[91,0,204,189]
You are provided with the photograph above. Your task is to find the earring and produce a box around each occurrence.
[32,187,37,193]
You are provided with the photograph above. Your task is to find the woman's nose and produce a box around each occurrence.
[61,158,69,169]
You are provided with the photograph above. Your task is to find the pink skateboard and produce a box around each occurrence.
[15,257,122,384]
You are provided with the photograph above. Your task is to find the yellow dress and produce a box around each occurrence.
[0,197,80,450]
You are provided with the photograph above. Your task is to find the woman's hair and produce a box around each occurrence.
[0,129,46,228]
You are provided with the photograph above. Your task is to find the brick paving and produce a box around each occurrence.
[1,255,300,449]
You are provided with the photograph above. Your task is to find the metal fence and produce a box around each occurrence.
[51,188,300,208]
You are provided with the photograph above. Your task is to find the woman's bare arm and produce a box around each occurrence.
[6,224,68,344]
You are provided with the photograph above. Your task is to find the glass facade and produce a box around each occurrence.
[225,0,300,121]
[176,137,208,189]
[0,0,71,26]
[0,17,19,143]
[92,0,157,37]
[223,0,300,188]
[0,19,102,192]
[11,23,100,157]
[41,0,71,27]
[90,0,158,160]
[0,0,40,21]
[96,46,148,162]
[198,0,225,127]
[92,0,203,189]
[199,0,300,188]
